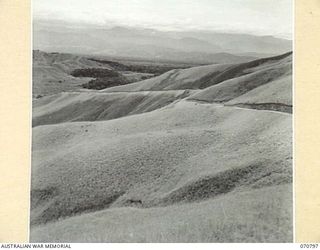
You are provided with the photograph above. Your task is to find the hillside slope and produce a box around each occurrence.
[103,52,291,92]
[31,52,293,242]
[32,90,193,127]
[33,50,110,97]
[31,100,292,241]
[31,184,292,243]
[188,53,292,112]
[33,50,196,97]
[33,52,292,127]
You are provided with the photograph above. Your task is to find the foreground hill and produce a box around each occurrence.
[31,52,293,242]
[31,100,292,242]
[32,184,292,242]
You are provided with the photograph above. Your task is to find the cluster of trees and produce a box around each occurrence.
[70,68,120,78]
[81,76,129,90]
[70,59,190,90]
[89,58,186,75]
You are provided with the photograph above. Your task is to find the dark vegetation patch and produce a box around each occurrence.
[88,58,190,75]
[70,68,131,90]
[81,76,130,90]
[69,58,198,90]
[70,68,121,78]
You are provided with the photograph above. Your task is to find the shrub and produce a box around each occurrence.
[81,76,129,90]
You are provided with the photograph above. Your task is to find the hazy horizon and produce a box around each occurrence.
[33,0,293,39]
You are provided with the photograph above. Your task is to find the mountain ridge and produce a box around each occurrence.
[34,19,291,63]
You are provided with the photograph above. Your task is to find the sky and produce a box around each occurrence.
[33,0,293,39]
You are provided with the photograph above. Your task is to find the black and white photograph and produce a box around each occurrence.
[30,0,293,242]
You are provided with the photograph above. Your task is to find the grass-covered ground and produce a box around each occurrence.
[31,184,292,242]
[31,52,293,242]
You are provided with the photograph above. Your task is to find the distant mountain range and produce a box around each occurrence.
[33,19,292,64]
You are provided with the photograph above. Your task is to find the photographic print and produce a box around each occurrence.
[30,0,293,242]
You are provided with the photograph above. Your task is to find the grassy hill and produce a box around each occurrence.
[32,50,195,97]
[103,52,291,92]
[32,50,110,97]
[30,52,293,242]
[31,184,292,242]
[33,52,292,127]
[32,90,193,127]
